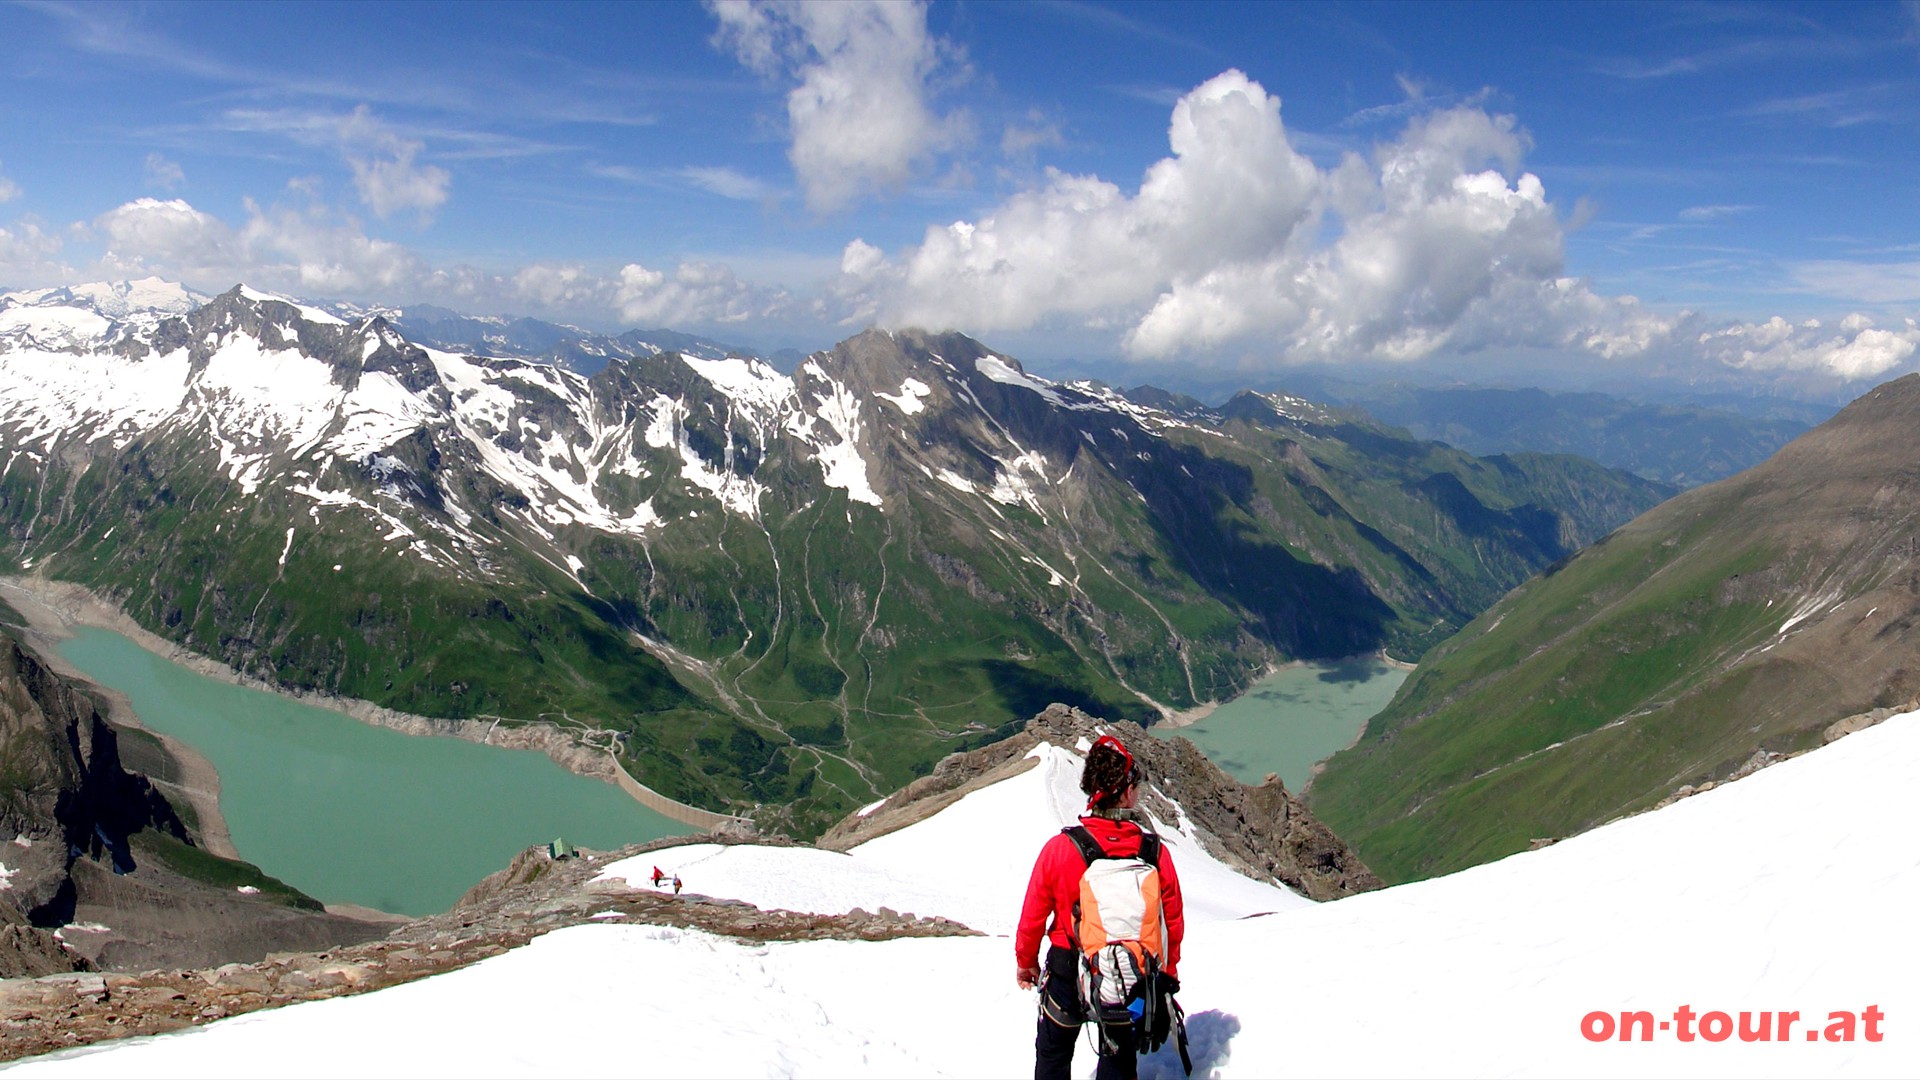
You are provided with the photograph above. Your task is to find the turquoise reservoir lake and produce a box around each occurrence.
[57,626,687,916]
[1165,657,1410,792]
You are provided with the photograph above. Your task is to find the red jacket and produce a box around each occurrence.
[1016,814,1184,978]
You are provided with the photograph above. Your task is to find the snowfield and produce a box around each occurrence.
[11,717,1919,1078]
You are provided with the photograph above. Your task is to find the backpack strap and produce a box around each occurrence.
[1062,825,1104,866]
[1064,824,1163,867]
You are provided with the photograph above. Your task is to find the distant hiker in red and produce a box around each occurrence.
[651,866,665,887]
[1017,735,1185,1080]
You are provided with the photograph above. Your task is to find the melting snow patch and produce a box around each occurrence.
[0,862,12,890]
[797,363,881,508]
[856,798,888,818]
[987,451,1049,512]
[236,885,260,895]
[934,468,977,495]
[1778,588,1843,637]
[646,394,767,518]
[974,354,1063,406]
[875,377,931,416]
[681,356,796,419]
[278,526,295,568]
[1021,555,1067,588]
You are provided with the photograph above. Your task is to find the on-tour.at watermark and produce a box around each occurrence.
[1581,1005,1885,1043]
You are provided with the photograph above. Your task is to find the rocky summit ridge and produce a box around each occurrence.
[825,703,1381,901]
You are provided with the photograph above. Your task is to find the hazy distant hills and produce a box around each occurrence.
[1310,374,1920,882]
[1257,376,1825,489]
[0,282,1672,833]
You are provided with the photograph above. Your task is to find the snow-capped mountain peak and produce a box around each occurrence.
[0,276,206,319]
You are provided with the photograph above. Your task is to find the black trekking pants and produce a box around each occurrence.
[1035,945,1137,1080]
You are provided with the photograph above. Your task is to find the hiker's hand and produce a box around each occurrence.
[1017,965,1041,990]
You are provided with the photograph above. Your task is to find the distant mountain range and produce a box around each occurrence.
[1309,374,1920,882]
[322,301,808,377]
[1267,378,1823,488]
[0,280,1671,833]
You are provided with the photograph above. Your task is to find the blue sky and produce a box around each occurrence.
[2,0,1917,392]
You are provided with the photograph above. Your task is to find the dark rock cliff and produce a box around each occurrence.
[0,627,381,973]
[0,634,192,972]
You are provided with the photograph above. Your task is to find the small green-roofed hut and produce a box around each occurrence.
[549,838,577,860]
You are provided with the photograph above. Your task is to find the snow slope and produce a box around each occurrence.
[590,743,1313,935]
[11,719,1919,1078]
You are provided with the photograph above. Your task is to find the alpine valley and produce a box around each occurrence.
[0,280,1672,834]
[1309,374,1920,883]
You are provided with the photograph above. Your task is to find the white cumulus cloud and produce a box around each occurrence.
[80,196,797,332]
[614,261,784,325]
[878,71,1319,336]
[0,160,21,204]
[1698,314,1920,381]
[861,69,1674,365]
[94,197,426,296]
[95,198,238,279]
[710,0,966,212]
[0,219,71,284]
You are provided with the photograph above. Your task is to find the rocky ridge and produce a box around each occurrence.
[0,836,974,1063]
[823,703,1382,901]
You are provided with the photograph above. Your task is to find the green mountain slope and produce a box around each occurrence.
[0,290,1673,834]
[1309,374,1920,882]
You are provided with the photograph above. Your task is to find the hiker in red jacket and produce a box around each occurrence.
[1016,734,1184,1080]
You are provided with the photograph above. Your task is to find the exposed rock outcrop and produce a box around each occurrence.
[0,634,188,939]
[0,626,383,975]
[821,704,1383,901]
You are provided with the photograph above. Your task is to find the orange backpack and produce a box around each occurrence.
[1064,825,1167,1050]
